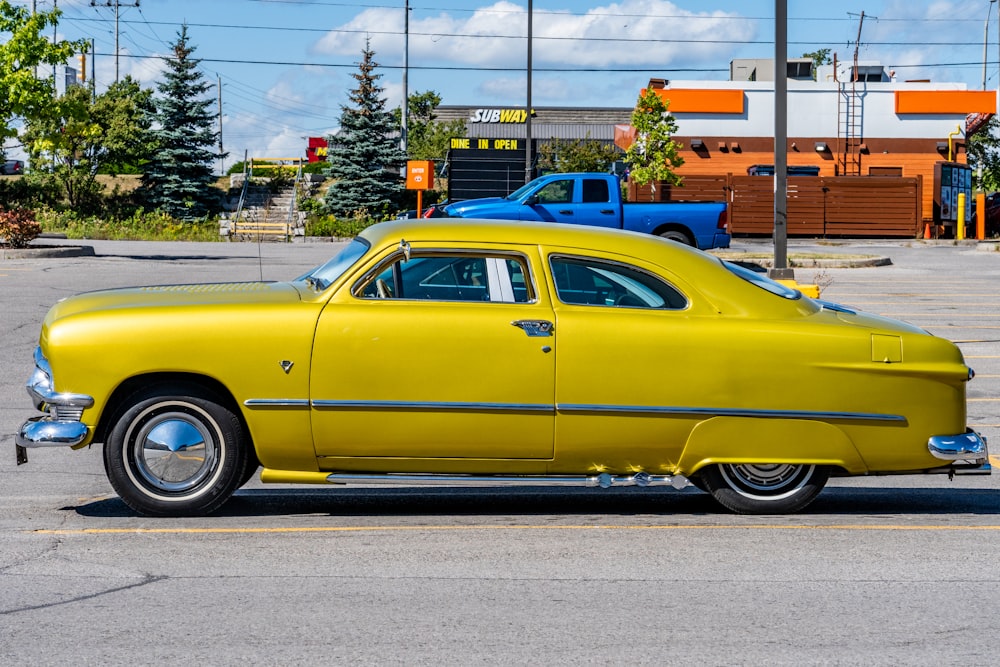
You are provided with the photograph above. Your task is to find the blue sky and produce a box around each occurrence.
[11,0,1000,168]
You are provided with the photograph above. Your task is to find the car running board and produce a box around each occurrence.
[325,472,691,489]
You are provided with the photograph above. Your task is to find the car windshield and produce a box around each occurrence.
[296,238,370,290]
[723,260,801,300]
[504,181,538,200]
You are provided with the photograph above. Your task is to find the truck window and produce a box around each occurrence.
[582,179,610,203]
[536,179,574,204]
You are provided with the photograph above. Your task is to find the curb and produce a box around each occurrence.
[712,254,893,269]
[2,245,96,259]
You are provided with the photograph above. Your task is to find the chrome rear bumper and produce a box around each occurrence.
[927,430,990,476]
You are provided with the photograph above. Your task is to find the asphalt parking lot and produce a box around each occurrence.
[2,236,1000,664]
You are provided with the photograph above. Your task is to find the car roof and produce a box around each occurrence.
[361,217,691,258]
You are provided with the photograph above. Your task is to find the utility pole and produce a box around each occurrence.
[525,0,533,185]
[218,75,225,176]
[91,0,139,83]
[52,0,57,90]
[90,37,96,100]
[401,0,408,155]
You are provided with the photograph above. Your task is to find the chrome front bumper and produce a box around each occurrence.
[16,417,89,448]
[15,347,93,464]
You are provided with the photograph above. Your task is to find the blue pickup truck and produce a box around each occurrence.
[443,172,730,250]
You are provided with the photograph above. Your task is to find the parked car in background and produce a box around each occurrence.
[396,201,449,220]
[443,172,730,250]
[16,219,988,517]
[2,159,24,175]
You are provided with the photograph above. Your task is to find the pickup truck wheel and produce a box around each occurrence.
[658,229,694,246]
[103,387,248,517]
[699,463,829,514]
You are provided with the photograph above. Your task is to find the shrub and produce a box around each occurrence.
[0,208,43,248]
[305,211,373,238]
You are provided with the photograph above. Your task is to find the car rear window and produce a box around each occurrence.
[723,261,801,300]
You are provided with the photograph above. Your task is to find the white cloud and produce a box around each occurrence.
[311,0,755,70]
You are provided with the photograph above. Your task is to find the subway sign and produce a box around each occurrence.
[468,108,529,123]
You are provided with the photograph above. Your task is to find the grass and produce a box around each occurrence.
[37,207,222,242]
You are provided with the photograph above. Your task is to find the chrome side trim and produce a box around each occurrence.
[244,399,310,408]
[311,400,553,413]
[928,430,988,461]
[326,471,690,489]
[557,404,907,423]
[304,399,905,422]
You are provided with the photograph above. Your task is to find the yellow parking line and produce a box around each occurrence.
[30,523,1000,535]
[881,314,1000,318]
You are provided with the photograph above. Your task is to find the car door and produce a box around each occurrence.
[309,244,556,463]
[544,252,708,471]
[518,176,579,224]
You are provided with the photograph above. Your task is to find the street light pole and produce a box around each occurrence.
[770,0,792,280]
[984,0,995,90]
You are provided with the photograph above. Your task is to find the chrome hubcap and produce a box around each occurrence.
[719,463,814,500]
[133,411,218,492]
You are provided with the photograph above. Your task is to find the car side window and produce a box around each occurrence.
[357,253,533,304]
[549,256,687,309]
[535,179,574,204]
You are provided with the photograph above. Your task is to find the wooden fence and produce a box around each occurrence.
[629,174,923,237]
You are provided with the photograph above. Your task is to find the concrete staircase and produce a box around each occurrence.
[229,182,304,242]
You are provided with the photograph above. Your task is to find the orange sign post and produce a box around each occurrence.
[405,160,435,218]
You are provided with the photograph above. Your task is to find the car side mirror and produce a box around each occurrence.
[524,195,538,206]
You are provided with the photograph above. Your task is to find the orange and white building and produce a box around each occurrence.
[632,59,997,224]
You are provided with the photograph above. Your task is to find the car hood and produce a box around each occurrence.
[46,281,304,321]
[445,198,514,218]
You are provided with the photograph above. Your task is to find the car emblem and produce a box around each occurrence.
[279,360,294,374]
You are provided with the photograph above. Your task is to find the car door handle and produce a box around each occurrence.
[559,210,573,215]
[512,319,554,337]
[600,209,615,215]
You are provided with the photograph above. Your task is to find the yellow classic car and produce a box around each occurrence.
[16,219,989,516]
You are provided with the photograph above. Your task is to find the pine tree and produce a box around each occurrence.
[324,41,404,218]
[139,25,223,220]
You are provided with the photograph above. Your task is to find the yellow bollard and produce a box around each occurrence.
[977,192,986,240]
[957,192,966,240]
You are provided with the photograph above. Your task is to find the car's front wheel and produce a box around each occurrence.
[698,463,829,514]
[104,386,248,517]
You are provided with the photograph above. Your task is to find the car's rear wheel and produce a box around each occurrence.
[658,229,694,246]
[103,386,248,517]
[699,463,829,514]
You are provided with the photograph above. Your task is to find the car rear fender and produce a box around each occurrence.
[677,416,869,476]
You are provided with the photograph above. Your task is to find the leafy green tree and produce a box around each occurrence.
[0,1,87,159]
[623,88,684,200]
[968,115,1000,192]
[324,41,405,218]
[22,85,103,210]
[802,48,832,80]
[138,25,223,220]
[395,90,466,162]
[537,135,620,174]
[94,76,156,175]
[23,77,154,210]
